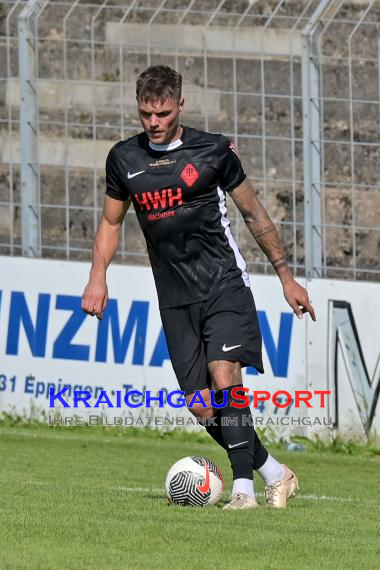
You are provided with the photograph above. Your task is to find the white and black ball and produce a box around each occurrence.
[165,456,224,507]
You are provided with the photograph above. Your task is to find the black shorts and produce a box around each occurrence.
[160,283,264,396]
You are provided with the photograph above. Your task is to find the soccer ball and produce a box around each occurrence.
[165,456,224,507]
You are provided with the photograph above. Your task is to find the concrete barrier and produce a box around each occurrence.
[105,23,302,58]
[0,134,112,170]
[6,80,221,117]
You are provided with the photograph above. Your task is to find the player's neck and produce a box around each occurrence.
[148,125,184,151]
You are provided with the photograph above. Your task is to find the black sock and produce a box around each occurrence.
[253,432,268,470]
[200,386,269,470]
[217,385,254,480]
[216,384,269,478]
[203,412,226,449]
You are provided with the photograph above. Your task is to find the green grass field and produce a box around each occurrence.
[0,425,379,570]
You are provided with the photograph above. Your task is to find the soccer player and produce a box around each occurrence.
[81,65,316,510]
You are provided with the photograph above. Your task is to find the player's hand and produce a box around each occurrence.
[81,276,108,320]
[282,278,316,321]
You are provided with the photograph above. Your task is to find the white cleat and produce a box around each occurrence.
[223,493,258,510]
[265,465,299,508]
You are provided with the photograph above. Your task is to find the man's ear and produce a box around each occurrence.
[179,97,185,113]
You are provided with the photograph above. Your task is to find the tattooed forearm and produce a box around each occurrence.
[230,179,293,281]
[272,257,288,270]
[253,224,276,239]
[245,207,289,275]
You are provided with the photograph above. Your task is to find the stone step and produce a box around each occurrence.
[105,23,301,58]
[0,130,302,179]
[1,130,378,187]
[0,133,112,170]
[6,79,221,117]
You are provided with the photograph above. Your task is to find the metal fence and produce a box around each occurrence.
[0,0,379,280]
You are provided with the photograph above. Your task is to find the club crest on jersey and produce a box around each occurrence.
[180,163,199,187]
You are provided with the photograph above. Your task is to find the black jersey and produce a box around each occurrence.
[106,126,250,309]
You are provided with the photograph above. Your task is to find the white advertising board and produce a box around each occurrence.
[307,279,380,437]
[0,256,378,437]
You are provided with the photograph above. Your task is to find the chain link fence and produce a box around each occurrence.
[0,0,379,280]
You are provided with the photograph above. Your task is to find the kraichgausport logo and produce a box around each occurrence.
[49,387,330,409]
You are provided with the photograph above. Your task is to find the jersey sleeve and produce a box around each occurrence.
[217,135,246,193]
[105,145,130,201]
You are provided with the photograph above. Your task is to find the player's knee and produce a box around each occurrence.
[186,392,213,419]
[187,402,213,419]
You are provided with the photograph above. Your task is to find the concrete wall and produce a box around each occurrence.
[105,23,302,58]
[6,79,221,117]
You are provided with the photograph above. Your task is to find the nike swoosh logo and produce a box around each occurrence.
[222,344,242,352]
[127,170,145,179]
[228,441,249,449]
[196,464,210,494]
